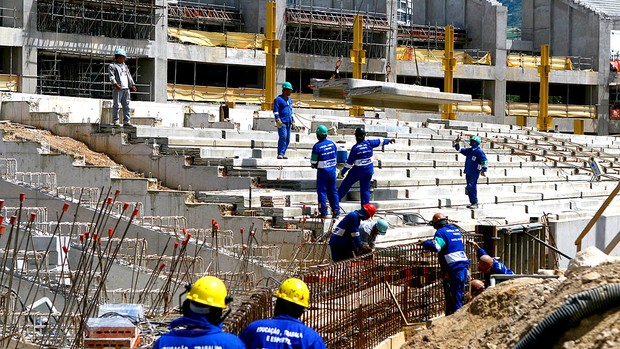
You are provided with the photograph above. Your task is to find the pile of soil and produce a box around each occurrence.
[0,121,140,179]
[404,249,620,349]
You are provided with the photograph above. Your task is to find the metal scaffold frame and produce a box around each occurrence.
[36,0,163,41]
[168,1,242,32]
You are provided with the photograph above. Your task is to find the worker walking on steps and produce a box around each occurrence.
[359,219,389,250]
[469,241,514,276]
[274,82,295,159]
[152,276,245,349]
[338,127,395,205]
[240,278,326,349]
[422,213,470,316]
[311,125,339,218]
[329,203,376,262]
[454,134,488,209]
[109,48,136,127]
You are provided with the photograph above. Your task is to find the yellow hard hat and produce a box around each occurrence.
[274,278,310,308]
[186,276,228,309]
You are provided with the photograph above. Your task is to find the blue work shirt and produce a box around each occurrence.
[455,143,488,175]
[422,223,470,273]
[342,139,390,176]
[330,210,365,250]
[311,139,337,173]
[152,316,245,349]
[274,95,294,123]
[240,314,327,349]
[477,247,514,275]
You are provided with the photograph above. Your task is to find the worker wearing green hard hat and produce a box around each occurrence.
[453,134,488,209]
[274,82,295,159]
[310,124,340,218]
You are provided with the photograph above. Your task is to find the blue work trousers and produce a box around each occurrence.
[465,173,479,205]
[277,122,292,156]
[329,236,355,262]
[112,89,131,124]
[317,170,339,216]
[338,170,372,205]
[443,267,468,315]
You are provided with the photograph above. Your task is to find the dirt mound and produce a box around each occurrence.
[0,121,140,178]
[403,260,620,349]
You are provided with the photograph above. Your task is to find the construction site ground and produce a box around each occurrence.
[0,121,138,178]
[403,249,620,349]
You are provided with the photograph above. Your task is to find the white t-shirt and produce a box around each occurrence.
[116,63,129,89]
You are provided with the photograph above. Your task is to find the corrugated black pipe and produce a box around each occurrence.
[513,283,620,349]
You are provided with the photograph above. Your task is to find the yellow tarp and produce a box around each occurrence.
[396,47,492,65]
[168,28,265,50]
[0,74,18,92]
[507,54,574,70]
[506,102,596,118]
[454,100,493,114]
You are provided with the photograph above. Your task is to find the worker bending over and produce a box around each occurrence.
[329,203,376,262]
[359,219,389,250]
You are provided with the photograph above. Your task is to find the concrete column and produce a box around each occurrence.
[493,5,507,120]
[148,0,168,103]
[596,20,612,135]
[20,0,37,94]
[386,0,398,83]
[275,0,287,89]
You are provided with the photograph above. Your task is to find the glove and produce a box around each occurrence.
[358,245,373,255]
[275,118,283,128]
[481,171,486,177]
[292,121,296,129]
[389,138,396,144]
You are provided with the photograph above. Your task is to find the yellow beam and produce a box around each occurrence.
[261,1,279,111]
[537,44,551,130]
[516,115,527,127]
[441,25,456,120]
[349,15,366,117]
[574,119,585,135]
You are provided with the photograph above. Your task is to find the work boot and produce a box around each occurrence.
[277,155,284,159]
[113,120,120,126]
[282,155,288,159]
[467,203,478,209]
[123,121,132,127]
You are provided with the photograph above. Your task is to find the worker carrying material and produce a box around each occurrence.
[152,276,245,349]
[240,278,327,349]
[422,212,470,315]
[338,127,395,205]
[329,203,376,262]
[311,125,340,218]
[454,134,488,209]
[359,219,389,249]
[274,82,295,159]
[470,241,514,276]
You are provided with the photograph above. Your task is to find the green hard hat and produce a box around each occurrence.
[316,125,328,136]
[471,136,481,144]
[376,219,389,235]
[282,81,293,90]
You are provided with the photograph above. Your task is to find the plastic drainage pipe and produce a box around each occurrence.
[513,283,620,349]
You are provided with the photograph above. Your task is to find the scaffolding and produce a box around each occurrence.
[168,1,242,32]
[286,7,389,59]
[0,1,19,28]
[36,0,162,40]
[397,24,468,49]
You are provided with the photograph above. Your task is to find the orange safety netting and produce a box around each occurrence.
[611,60,620,72]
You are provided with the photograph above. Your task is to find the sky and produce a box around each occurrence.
[612,30,620,55]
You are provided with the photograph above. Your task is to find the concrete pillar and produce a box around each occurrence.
[20,0,37,94]
[149,0,168,103]
[386,0,398,83]
[275,0,287,90]
[596,20,612,136]
[494,5,508,120]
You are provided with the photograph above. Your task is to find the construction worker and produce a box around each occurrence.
[359,219,389,249]
[329,203,376,262]
[311,124,339,218]
[471,279,485,298]
[108,48,136,127]
[152,276,245,349]
[240,278,326,349]
[274,82,295,159]
[338,127,395,205]
[470,241,514,276]
[454,134,488,209]
[422,212,469,316]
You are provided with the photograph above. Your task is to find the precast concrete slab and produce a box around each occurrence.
[311,78,471,111]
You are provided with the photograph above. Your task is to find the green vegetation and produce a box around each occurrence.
[498,0,522,39]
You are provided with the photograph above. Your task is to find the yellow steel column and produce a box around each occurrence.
[441,25,456,120]
[349,15,366,117]
[261,1,280,111]
[537,44,552,131]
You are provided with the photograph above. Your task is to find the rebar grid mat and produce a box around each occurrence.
[227,244,281,264]
[56,187,100,206]
[0,158,16,179]
[137,216,187,232]
[185,228,234,246]
[14,172,57,192]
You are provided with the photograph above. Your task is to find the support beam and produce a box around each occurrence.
[261,1,279,111]
[349,15,366,117]
[575,181,620,252]
[441,25,456,120]
[574,119,585,135]
[537,44,552,131]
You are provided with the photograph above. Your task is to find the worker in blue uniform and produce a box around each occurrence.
[359,219,389,249]
[240,278,326,349]
[152,276,245,349]
[422,212,470,316]
[311,125,339,218]
[274,82,295,159]
[329,203,376,262]
[454,135,488,209]
[470,241,514,275]
[338,127,395,205]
